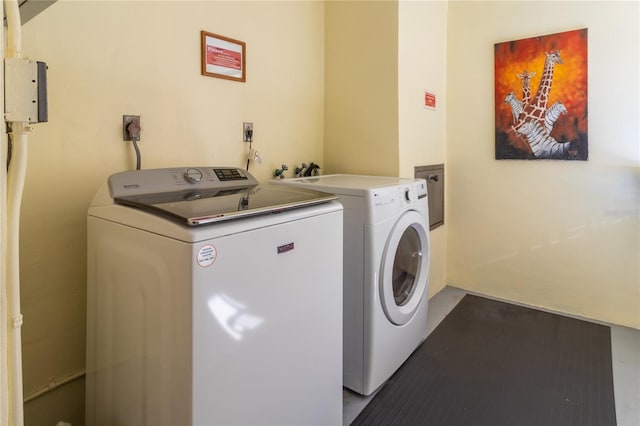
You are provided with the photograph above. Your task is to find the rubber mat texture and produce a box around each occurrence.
[352,294,616,426]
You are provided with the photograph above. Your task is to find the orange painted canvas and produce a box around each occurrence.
[495,29,588,160]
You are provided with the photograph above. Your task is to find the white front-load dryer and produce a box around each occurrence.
[273,175,430,395]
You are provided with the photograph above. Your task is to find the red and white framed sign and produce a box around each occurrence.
[201,31,246,82]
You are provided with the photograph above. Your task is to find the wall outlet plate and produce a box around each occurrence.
[243,122,253,142]
[123,115,141,141]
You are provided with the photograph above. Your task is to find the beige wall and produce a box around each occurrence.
[12,0,639,424]
[324,0,399,176]
[446,1,640,329]
[325,1,449,296]
[398,0,448,296]
[20,1,325,424]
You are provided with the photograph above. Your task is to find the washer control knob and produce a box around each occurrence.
[184,168,204,183]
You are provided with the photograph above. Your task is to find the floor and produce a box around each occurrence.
[342,286,640,426]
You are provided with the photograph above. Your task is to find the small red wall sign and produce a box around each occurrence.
[424,91,436,109]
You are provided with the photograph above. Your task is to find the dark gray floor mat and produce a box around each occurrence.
[352,294,616,426]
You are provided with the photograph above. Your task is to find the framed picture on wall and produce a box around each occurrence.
[494,28,588,160]
[201,31,246,82]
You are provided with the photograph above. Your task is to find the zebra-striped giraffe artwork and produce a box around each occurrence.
[544,101,568,133]
[494,29,588,160]
[516,70,536,105]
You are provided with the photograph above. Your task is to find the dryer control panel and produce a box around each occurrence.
[369,180,428,223]
[404,180,427,204]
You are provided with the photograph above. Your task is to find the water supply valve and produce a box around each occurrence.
[295,163,308,177]
[274,164,289,179]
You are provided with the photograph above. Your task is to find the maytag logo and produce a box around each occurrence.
[277,242,294,254]
[123,184,140,189]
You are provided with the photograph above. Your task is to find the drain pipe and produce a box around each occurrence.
[4,0,27,425]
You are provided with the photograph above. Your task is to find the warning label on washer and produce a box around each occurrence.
[197,245,217,267]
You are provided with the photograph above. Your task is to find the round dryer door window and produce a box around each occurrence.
[379,210,429,326]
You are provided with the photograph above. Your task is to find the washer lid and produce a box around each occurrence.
[109,167,338,226]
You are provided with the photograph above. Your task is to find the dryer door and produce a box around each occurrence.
[379,210,430,325]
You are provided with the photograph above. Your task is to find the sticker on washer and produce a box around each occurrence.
[197,245,217,267]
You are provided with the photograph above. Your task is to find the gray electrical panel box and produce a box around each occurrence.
[415,164,444,230]
[4,58,48,123]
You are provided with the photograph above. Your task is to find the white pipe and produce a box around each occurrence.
[4,0,22,59]
[4,1,26,425]
[1,2,8,424]
[6,122,28,426]
[23,370,86,404]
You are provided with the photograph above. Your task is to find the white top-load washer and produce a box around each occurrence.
[273,175,430,396]
[86,167,343,426]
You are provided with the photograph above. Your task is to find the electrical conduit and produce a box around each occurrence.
[3,0,27,425]
[5,124,27,426]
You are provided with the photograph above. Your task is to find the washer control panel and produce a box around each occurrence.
[108,166,256,198]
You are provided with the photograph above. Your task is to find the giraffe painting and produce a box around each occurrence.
[494,29,588,160]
